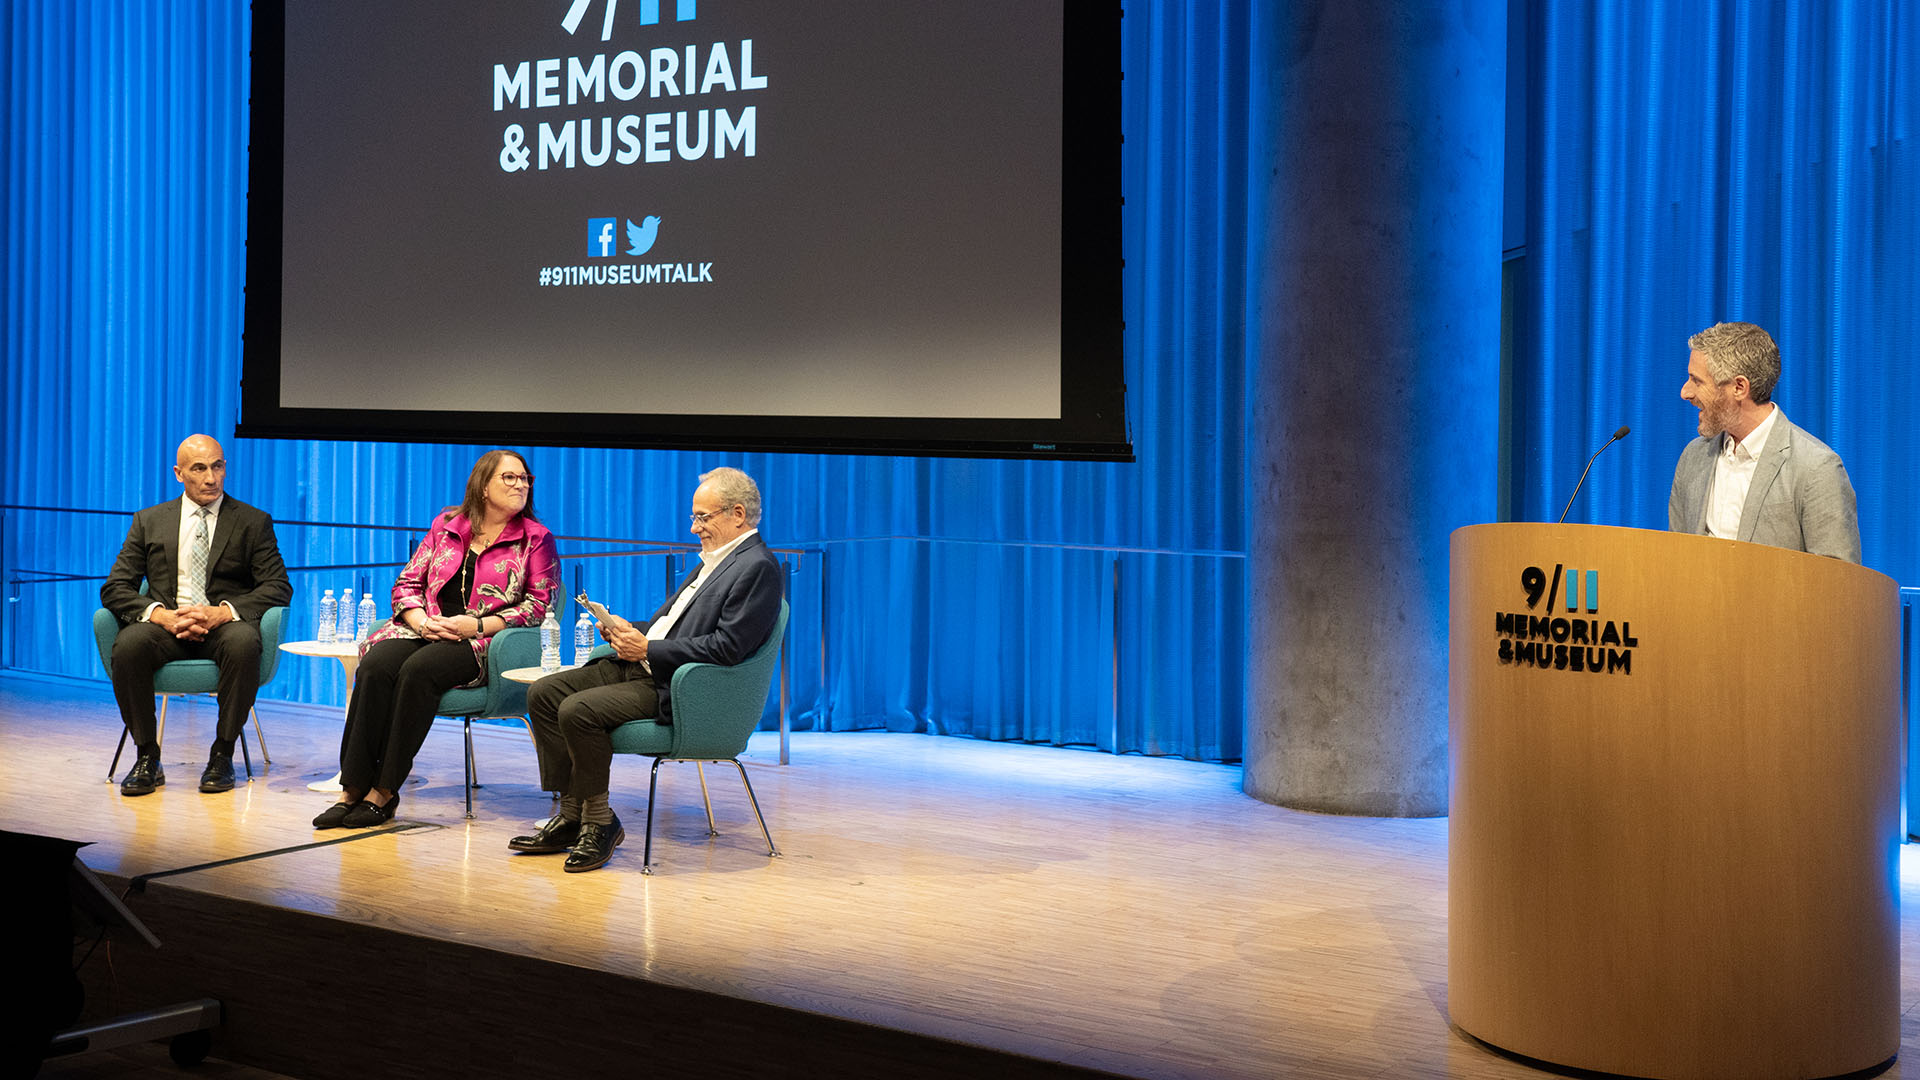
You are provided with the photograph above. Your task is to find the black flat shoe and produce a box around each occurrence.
[341,794,399,828]
[312,801,356,829]
[509,815,582,854]
[120,753,165,796]
[564,813,624,873]
[198,751,235,793]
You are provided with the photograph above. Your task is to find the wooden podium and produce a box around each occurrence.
[1448,523,1900,1080]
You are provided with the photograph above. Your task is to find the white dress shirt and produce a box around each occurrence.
[638,529,758,673]
[1705,405,1780,540]
[143,494,241,622]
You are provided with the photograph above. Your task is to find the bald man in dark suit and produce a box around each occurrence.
[101,435,291,796]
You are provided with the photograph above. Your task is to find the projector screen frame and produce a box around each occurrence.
[238,0,1130,462]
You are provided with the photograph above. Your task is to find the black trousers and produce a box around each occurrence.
[109,619,264,752]
[526,658,660,800]
[338,638,479,794]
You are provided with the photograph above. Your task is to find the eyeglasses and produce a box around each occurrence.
[690,507,738,525]
[496,472,534,486]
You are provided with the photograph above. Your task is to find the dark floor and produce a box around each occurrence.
[34,1041,292,1080]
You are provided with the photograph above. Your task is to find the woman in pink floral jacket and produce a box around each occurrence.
[314,449,560,829]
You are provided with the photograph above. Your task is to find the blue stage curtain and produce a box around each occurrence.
[1515,1,1920,584]
[2,3,1252,761]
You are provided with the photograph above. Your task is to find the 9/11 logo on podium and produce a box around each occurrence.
[1492,563,1637,674]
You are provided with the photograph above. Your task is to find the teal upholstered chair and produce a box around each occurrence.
[608,599,788,874]
[93,604,289,783]
[357,621,542,818]
[432,625,541,818]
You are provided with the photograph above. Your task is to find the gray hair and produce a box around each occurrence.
[1688,322,1781,404]
[698,466,762,526]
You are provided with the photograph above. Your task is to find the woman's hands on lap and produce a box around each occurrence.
[416,614,470,641]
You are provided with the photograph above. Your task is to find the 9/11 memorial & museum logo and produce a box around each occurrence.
[1492,562,1638,674]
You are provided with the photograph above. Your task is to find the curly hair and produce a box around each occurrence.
[1688,322,1781,404]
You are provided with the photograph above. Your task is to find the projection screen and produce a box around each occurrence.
[239,0,1129,460]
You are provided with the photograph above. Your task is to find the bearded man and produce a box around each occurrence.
[1668,321,1860,563]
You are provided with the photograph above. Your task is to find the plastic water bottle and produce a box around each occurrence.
[356,590,376,641]
[539,608,562,673]
[339,587,355,638]
[317,588,338,643]
[574,611,595,666]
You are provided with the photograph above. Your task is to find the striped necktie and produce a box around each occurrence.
[181,506,211,607]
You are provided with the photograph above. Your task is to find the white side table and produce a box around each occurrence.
[278,639,362,791]
[499,665,581,685]
[499,665,580,828]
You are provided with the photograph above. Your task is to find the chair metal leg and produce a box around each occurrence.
[727,759,780,859]
[108,727,131,782]
[110,691,275,781]
[694,761,718,836]
[642,757,665,875]
[641,758,779,872]
[249,705,272,765]
[463,718,478,819]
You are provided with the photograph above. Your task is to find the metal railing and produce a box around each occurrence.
[4,503,1256,761]
[1,503,825,764]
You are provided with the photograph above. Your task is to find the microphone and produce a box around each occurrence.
[1557,426,1631,524]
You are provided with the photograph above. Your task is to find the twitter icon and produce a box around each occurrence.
[626,216,662,256]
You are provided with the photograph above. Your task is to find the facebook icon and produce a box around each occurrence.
[587,218,618,257]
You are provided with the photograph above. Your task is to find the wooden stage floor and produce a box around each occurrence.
[4,671,1917,1079]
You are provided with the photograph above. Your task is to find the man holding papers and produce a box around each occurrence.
[514,467,784,873]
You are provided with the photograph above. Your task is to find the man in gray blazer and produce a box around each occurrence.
[101,435,292,796]
[1668,322,1861,563]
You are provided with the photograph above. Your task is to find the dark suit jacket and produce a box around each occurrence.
[625,533,784,720]
[101,496,293,623]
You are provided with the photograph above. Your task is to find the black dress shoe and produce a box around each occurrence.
[120,753,165,796]
[341,794,400,828]
[564,812,624,873]
[198,751,235,793]
[509,815,582,854]
[312,801,356,829]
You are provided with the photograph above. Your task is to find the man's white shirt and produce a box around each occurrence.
[636,528,759,673]
[1705,405,1781,540]
[142,494,240,622]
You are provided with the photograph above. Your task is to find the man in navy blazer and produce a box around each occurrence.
[101,435,292,795]
[517,467,784,872]
[1668,322,1861,563]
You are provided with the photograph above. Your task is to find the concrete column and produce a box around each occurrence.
[1245,2,1505,815]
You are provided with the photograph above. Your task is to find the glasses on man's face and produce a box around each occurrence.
[496,472,534,487]
[690,507,736,525]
